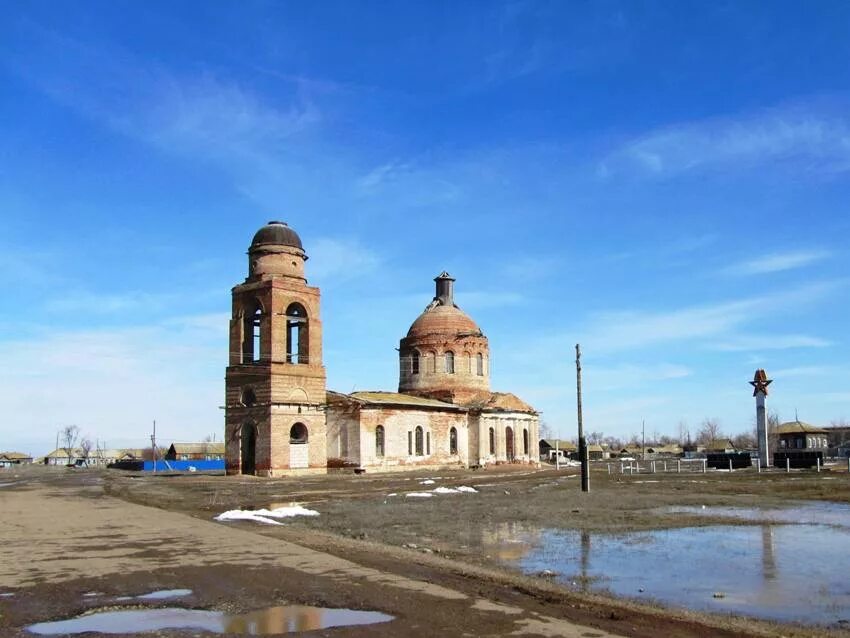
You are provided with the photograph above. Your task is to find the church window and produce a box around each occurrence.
[411,350,420,375]
[285,303,308,364]
[476,353,484,376]
[489,427,495,455]
[450,427,458,454]
[289,422,308,444]
[445,351,455,374]
[415,426,424,456]
[426,432,431,455]
[376,425,385,458]
[408,431,413,455]
[523,429,529,455]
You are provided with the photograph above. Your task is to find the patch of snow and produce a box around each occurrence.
[214,505,318,525]
[214,510,282,525]
[456,486,478,493]
[0,592,14,598]
[419,480,435,485]
[386,493,398,497]
[432,487,459,494]
[405,492,434,498]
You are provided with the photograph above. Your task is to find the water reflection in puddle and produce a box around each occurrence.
[664,501,850,529]
[508,521,850,626]
[28,605,394,635]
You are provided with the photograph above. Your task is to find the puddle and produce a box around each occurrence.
[505,519,850,626]
[115,589,192,601]
[27,605,393,635]
[663,501,850,529]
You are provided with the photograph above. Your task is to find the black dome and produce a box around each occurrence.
[250,221,303,250]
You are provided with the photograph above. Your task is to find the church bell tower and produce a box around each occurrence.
[224,221,327,476]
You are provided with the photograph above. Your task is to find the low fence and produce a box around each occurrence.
[706,453,752,470]
[607,458,708,475]
[774,451,823,469]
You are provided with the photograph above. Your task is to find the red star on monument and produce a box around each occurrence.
[749,369,772,396]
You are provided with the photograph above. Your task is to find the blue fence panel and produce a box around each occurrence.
[142,460,225,472]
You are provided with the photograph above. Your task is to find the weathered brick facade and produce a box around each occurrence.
[225,222,539,476]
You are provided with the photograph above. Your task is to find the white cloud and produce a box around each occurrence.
[575,280,838,354]
[602,102,850,177]
[712,334,833,352]
[723,250,831,276]
[0,314,227,454]
[307,238,382,284]
[587,363,692,391]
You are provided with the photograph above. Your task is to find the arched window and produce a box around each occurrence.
[376,425,385,458]
[415,426,424,456]
[489,427,495,455]
[289,422,308,444]
[523,429,529,455]
[411,350,420,375]
[285,303,308,364]
[445,351,455,374]
[450,427,458,455]
[476,353,484,376]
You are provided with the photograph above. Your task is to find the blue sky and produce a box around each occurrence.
[1,1,848,454]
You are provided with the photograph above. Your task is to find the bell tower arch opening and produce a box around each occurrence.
[285,302,309,364]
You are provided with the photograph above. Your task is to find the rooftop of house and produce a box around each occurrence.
[169,443,226,455]
[775,420,828,435]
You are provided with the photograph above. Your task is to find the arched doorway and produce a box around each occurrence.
[506,426,515,461]
[241,423,256,475]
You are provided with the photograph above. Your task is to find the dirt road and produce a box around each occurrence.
[1,466,846,637]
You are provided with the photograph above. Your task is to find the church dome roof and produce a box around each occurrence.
[407,304,482,338]
[250,221,303,250]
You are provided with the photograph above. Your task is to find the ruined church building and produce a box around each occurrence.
[225,221,540,476]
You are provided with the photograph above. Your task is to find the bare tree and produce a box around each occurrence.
[732,431,755,449]
[676,420,688,445]
[61,425,80,465]
[696,418,723,445]
[588,431,604,445]
[538,419,553,441]
[79,437,93,463]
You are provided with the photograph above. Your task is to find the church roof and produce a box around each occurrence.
[250,220,303,250]
[406,304,482,339]
[462,391,537,414]
[328,390,465,411]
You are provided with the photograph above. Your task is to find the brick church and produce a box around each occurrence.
[225,221,540,476]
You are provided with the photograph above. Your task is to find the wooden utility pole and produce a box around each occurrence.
[576,344,589,492]
[151,420,157,473]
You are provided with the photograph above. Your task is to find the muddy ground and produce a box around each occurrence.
[2,462,849,637]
